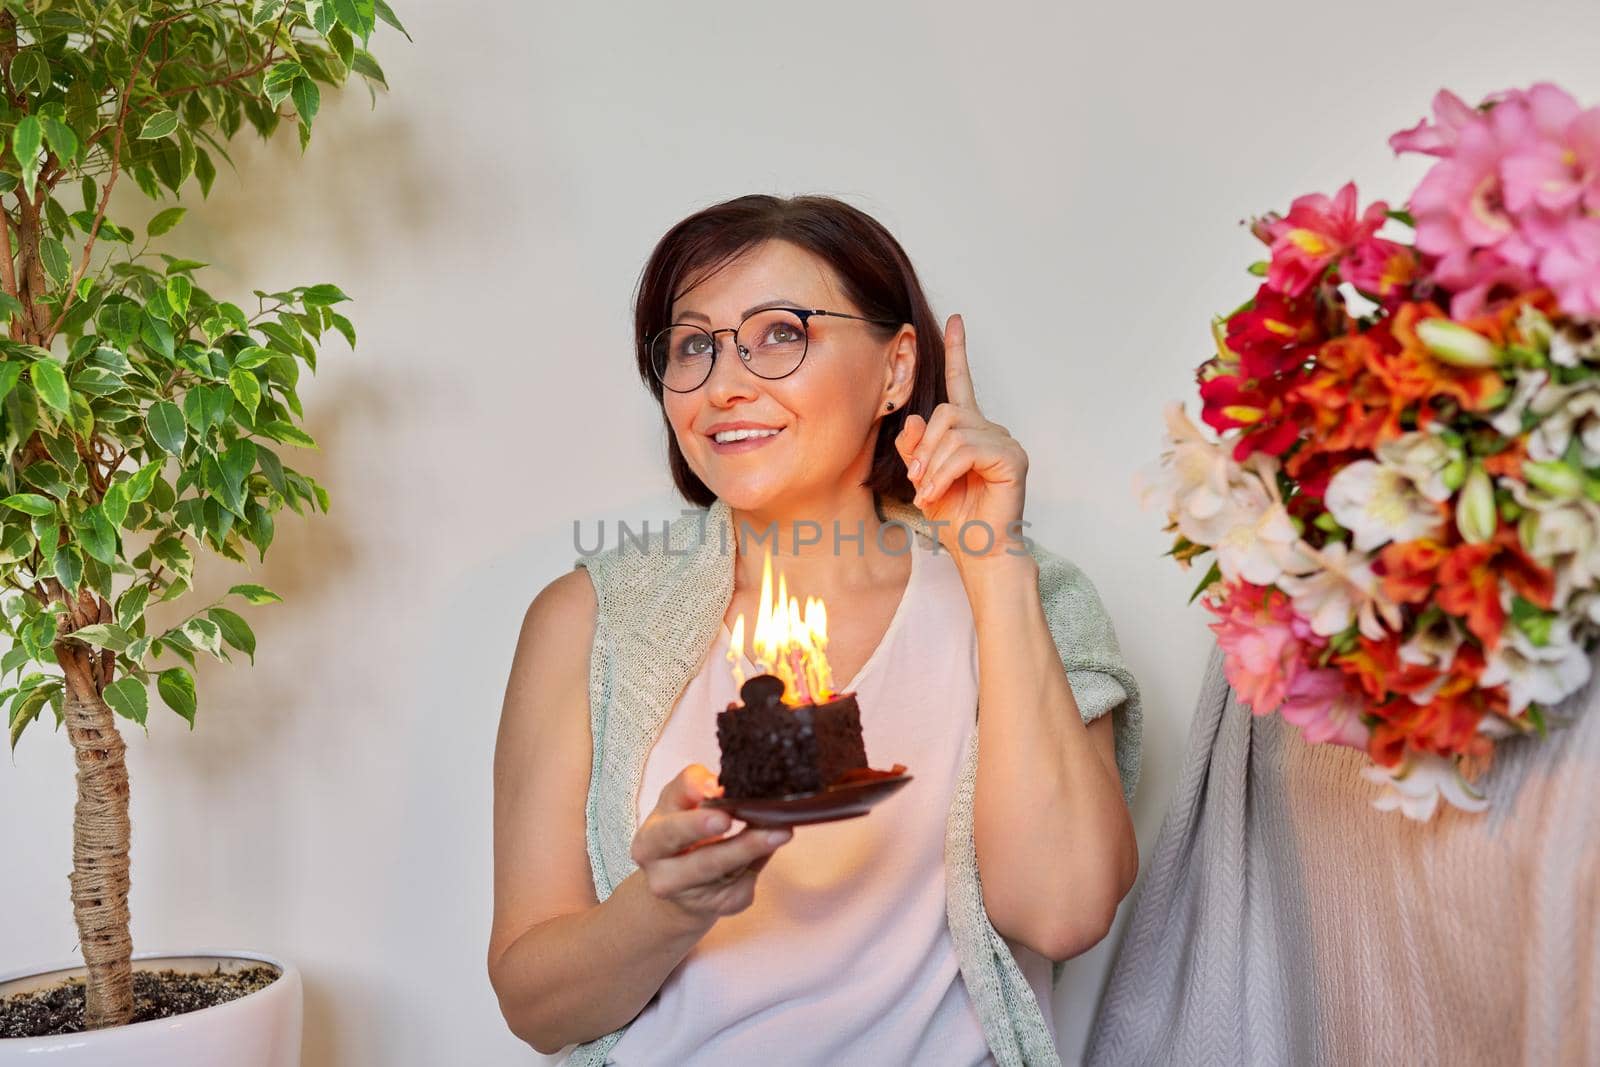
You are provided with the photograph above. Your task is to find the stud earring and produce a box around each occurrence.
[885,401,895,411]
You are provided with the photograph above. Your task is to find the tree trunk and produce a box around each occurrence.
[60,672,135,1028]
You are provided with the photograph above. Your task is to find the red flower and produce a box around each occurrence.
[1225,285,1324,380]
[1435,525,1555,651]
[1197,370,1302,460]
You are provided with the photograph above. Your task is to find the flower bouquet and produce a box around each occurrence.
[1143,82,1600,820]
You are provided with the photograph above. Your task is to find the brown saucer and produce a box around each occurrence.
[702,765,912,828]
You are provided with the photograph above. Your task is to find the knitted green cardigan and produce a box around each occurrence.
[566,496,1142,1066]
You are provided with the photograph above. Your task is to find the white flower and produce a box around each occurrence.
[1325,454,1449,552]
[1488,367,1550,435]
[1397,613,1464,705]
[1528,378,1600,467]
[1374,430,1459,502]
[1478,615,1592,716]
[1139,402,1238,546]
[1568,588,1600,628]
[1275,540,1404,640]
[1508,480,1600,605]
[1141,404,1317,586]
[1549,319,1600,368]
[1361,752,1490,821]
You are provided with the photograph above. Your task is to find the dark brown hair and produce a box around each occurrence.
[632,194,947,509]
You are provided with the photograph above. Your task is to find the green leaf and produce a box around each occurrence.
[40,237,70,288]
[263,61,305,109]
[291,76,320,127]
[53,543,82,592]
[375,0,412,40]
[147,206,186,236]
[10,685,51,750]
[259,420,317,448]
[116,578,152,621]
[166,275,193,316]
[194,148,216,198]
[139,110,180,140]
[66,622,133,652]
[228,366,262,416]
[141,313,175,360]
[30,359,71,413]
[208,607,257,664]
[11,50,47,93]
[74,505,119,565]
[180,617,224,657]
[147,400,187,455]
[220,438,257,496]
[157,666,196,726]
[251,0,287,26]
[1186,558,1222,605]
[102,478,132,528]
[1,493,55,517]
[301,283,351,307]
[12,116,42,200]
[306,0,337,36]
[228,583,282,605]
[41,116,79,164]
[103,677,149,726]
[333,0,377,40]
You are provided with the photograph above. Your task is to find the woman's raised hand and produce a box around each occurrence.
[894,314,1030,565]
[630,764,793,929]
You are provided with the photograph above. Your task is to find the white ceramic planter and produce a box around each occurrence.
[0,949,301,1065]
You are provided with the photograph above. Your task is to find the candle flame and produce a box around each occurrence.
[726,546,835,704]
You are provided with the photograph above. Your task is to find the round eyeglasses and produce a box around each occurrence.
[646,306,903,393]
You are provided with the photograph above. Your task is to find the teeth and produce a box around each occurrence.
[714,428,781,443]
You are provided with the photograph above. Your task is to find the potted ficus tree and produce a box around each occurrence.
[0,1,405,1060]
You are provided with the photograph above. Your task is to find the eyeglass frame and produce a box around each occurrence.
[644,306,904,393]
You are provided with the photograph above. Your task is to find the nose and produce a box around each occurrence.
[701,330,756,403]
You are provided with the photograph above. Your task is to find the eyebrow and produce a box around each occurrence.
[674,297,811,324]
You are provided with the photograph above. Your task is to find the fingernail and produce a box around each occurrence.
[908,458,921,477]
[703,812,727,832]
[765,829,791,845]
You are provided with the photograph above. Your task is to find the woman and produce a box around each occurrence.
[487,194,1142,1065]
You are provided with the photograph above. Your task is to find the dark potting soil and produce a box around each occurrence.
[0,964,278,1038]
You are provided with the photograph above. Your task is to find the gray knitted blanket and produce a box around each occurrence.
[1085,640,1599,1065]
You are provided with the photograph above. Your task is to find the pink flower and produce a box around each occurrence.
[1205,581,1325,715]
[1259,182,1389,297]
[1502,98,1600,215]
[1279,667,1372,750]
[1389,87,1484,157]
[1392,82,1600,319]
[1339,237,1421,307]
[1537,216,1600,317]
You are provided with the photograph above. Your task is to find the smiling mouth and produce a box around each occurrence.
[709,427,785,444]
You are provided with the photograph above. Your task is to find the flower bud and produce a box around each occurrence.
[1455,463,1497,543]
[1523,459,1584,500]
[1417,318,1502,368]
[1441,456,1467,491]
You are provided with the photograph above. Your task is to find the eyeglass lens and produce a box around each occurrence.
[650,308,808,391]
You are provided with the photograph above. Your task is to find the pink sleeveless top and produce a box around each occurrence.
[605,529,1055,1065]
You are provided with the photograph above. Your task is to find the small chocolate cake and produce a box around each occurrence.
[716,674,869,799]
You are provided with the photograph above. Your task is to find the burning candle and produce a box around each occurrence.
[725,545,836,706]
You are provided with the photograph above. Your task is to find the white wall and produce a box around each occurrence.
[4,0,1598,1062]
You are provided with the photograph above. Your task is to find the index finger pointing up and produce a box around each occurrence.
[943,313,979,410]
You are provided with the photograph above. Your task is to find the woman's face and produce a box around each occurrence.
[661,239,914,513]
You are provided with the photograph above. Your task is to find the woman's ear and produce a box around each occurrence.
[884,324,917,407]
